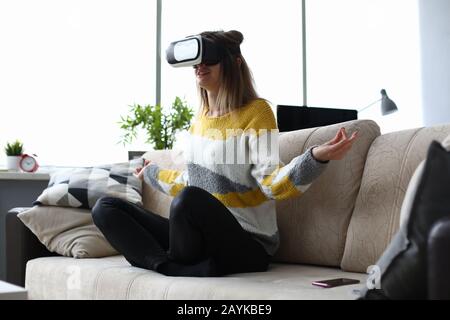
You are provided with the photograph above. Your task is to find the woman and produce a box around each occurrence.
[92,30,358,277]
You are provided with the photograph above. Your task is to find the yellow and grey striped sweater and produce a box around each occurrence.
[143,99,328,255]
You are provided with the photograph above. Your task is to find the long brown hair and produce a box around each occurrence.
[198,30,260,116]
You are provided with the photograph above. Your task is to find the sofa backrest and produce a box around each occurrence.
[273,120,380,267]
[341,124,450,273]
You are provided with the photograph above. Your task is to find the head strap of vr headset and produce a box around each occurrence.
[202,35,241,57]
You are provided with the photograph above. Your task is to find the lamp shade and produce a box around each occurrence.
[380,89,398,116]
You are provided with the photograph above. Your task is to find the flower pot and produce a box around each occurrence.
[6,156,21,171]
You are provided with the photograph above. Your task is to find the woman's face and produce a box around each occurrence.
[194,63,221,93]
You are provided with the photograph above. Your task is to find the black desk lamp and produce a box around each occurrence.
[358,89,399,116]
[276,89,398,132]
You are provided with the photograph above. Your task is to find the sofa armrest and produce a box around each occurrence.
[5,208,55,287]
[428,217,450,300]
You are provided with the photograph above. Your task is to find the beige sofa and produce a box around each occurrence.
[15,119,450,299]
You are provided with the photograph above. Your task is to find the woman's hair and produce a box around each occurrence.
[198,30,260,116]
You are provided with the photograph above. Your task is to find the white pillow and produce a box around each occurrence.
[18,206,118,258]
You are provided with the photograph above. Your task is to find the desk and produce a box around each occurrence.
[0,171,50,281]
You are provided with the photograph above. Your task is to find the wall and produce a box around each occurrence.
[419,0,450,126]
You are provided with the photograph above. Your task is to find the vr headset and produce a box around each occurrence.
[166,35,240,68]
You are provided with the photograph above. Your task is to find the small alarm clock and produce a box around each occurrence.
[19,154,39,173]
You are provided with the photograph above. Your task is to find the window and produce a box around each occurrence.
[0,0,156,166]
[160,0,303,114]
[0,1,423,167]
[306,0,422,133]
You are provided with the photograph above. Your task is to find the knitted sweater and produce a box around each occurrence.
[143,99,328,255]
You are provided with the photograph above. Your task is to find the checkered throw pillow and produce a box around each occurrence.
[35,158,144,209]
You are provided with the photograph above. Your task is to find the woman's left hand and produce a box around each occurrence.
[134,159,152,181]
[312,128,358,162]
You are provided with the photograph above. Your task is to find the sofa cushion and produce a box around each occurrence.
[273,120,380,266]
[341,124,450,272]
[35,158,144,209]
[18,206,118,258]
[25,255,366,300]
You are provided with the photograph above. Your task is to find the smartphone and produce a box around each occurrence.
[312,278,360,288]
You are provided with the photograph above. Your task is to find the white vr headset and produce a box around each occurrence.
[166,35,240,68]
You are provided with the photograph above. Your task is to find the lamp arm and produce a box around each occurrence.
[358,98,381,112]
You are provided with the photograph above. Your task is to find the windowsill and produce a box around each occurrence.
[0,171,50,181]
[0,165,83,181]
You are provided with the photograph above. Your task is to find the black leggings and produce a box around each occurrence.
[92,186,270,277]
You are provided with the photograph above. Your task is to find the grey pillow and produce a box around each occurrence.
[18,206,118,258]
[35,158,144,209]
[360,139,450,299]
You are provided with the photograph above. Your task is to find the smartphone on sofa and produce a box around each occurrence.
[312,278,360,288]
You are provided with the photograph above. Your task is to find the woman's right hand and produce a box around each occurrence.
[312,128,358,162]
[134,159,151,181]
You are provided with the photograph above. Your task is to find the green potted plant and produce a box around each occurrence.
[118,97,194,152]
[4,140,24,171]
